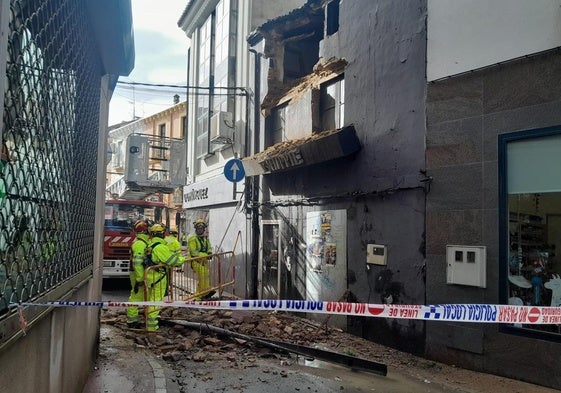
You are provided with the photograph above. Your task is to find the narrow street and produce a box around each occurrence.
[82,281,558,393]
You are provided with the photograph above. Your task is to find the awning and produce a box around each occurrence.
[86,0,135,77]
[242,125,361,176]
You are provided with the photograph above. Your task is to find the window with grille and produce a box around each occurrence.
[0,0,102,317]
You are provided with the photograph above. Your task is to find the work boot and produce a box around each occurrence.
[201,290,216,300]
[127,322,142,329]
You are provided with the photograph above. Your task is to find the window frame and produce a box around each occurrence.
[320,74,345,131]
[194,0,235,160]
[498,124,561,342]
[270,104,287,145]
[195,15,213,159]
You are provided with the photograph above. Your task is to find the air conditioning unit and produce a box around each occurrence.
[210,111,234,143]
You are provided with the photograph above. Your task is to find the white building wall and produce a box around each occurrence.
[427,0,561,81]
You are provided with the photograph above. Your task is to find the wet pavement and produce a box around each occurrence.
[83,281,559,393]
[82,324,173,393]
[81,322,456,393]
[83,280,169,393]
[82,319,560,393]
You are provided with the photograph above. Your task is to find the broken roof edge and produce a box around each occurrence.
[242,124,361,177]
[248,0,325,46]
[261,57,348,117]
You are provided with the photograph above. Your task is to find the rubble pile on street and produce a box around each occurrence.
[98,307,560,392]
[101,306,407,370]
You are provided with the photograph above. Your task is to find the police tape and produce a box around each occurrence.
[11,299,561,324]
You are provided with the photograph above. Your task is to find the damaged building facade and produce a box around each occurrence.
[177,0,427,347]
[179,0,561,389]
[245,0,427,347]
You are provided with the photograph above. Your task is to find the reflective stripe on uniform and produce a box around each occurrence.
[165,253,180,267]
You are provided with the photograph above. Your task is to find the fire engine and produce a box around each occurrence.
[104,132,186,278]
[103,198,170,278]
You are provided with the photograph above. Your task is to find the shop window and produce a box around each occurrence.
[500,128,561,336]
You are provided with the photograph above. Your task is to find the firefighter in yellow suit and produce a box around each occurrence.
[126,220,150,328]
[188,219,215,299]
[146,223,186,331]
[164,226,181,252]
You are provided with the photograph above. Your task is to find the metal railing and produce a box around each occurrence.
[106,170,168,200]
[144,251,236,299]
[169,251,236,300]
[140,250,236,331]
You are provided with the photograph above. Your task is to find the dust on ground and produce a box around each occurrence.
[101,306,556,393]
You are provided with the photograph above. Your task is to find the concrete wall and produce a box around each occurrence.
[425,50,561,389]
[0,279,99,393]
[0,71,109,393]
[259,0,428,352]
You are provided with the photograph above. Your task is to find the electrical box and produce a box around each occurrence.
[367,244,387,265]
[446,245,486,288]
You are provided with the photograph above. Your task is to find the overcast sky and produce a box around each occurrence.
[108,0,189,126]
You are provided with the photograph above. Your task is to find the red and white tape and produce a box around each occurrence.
[12,300,561,324]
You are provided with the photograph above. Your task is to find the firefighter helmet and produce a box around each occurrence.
[193,218,207,229]
[133,220,148,233]
[150,223,165,237]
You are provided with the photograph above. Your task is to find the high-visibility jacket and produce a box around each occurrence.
[164,234,181,252]
[188,234,212,258]
[130,233,150,283]
[151,237,186,268]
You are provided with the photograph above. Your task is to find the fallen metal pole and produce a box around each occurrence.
[163,319,387,376]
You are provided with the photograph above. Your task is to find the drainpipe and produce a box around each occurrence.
[248,48,261,299]
[207,12,216,155]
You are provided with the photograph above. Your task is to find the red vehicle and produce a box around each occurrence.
[103,198,169,278]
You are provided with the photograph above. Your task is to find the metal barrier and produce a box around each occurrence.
[141,250,236,330]
[170,251,236,300]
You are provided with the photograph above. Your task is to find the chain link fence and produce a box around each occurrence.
[0,0,101,315]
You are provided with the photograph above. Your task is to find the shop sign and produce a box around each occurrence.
[183,175,238,208]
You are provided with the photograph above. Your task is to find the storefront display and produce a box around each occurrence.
[508,194,561,333]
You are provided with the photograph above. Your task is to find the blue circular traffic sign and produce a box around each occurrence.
[224,158,245,182]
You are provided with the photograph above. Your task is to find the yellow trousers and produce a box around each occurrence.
[191,260,211,295]
[145,271,167,331]
[126,273,144,325]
